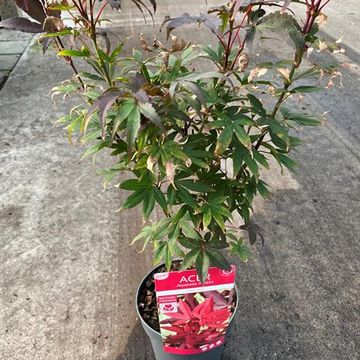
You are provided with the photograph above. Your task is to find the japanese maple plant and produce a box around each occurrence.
[1,0,338,307]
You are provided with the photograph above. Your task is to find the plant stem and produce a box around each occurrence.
[254,0,329,152]
[88,0,113,87]
[254,59,298,151]
[55,37,85,89]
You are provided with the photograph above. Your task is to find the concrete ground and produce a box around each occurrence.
[0,1,359,359]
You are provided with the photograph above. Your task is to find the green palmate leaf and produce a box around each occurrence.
[212,211,225,231]
[120,178,149,191]
[257,179,270,198]
[205,248,231,271]
[290,86,322,93]
[126,105,141,148]
[143,189,156,218]
[181,248,200,270]
[281,108,322,126]
[253,149,269,169]
[277,153,297,170]
[230,239,251,262]
[122,189,147,209]
[110,41,125,61]
[138,102,163,129]
[42,29,77,38]
[212,204,232,219]
[233,122,251,146]
[202,208,212,229]
[233,144,243,176]
[111,100,137,141]
[290,116,321,126]
[58,49,87,57]
[182,71,223,82]
[179,237,201,249]
[256,11,305,63]
[215,126,233,156]
[47,3,76,10]
[248,94,266,116]
[235,142,258,177]
[176,179,214,193]
[172,204,188,224]
[154,241,167,264]
[79,71,105,82]
[153,186,167,210]
[177,186,198,209]
[180,81,207,104]
[81,141,107,159]
[195,250,210,283]
[202,45,219,63]
[164,243,173,271]
[179,218,201,239]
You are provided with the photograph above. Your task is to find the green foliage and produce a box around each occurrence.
[48,0,336,281]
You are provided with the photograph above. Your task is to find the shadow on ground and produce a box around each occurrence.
[117,180,359,360]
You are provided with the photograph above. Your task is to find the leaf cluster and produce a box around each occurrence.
[11,0,335,282]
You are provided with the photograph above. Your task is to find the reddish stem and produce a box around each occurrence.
[230,5,252,49]
[95,2,108,25]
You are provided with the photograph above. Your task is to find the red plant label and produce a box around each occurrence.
[154,266,236,355]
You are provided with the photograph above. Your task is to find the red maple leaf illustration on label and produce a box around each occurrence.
[160,295,231,350]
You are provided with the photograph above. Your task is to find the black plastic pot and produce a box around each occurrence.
[136,264,239,360]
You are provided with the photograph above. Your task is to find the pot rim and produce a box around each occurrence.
[135,262,239,336]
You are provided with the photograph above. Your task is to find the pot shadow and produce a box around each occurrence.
[116,320,155,360]
[117,180,359,360]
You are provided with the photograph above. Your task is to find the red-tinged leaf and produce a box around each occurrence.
[138,101,164,129]
[161,13,221,40]
[15,0,60,23]
[97,91,123,140]
[15,0,46,23]
[181,81,206,104]
[205,248,231,271]
[0,17,44,33]
[127,105,141,148]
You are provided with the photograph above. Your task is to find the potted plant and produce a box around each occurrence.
[1,0,340,359]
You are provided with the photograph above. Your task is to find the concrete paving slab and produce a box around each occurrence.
[0,29,32,41]
[0,53,19,70]
[0,40,29,54]
[0,69,8,85]
[0,1,359,360]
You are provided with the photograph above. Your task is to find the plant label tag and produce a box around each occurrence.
[154,265,236,355]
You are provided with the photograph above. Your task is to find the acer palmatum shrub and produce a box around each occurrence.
[0,0,339,281]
